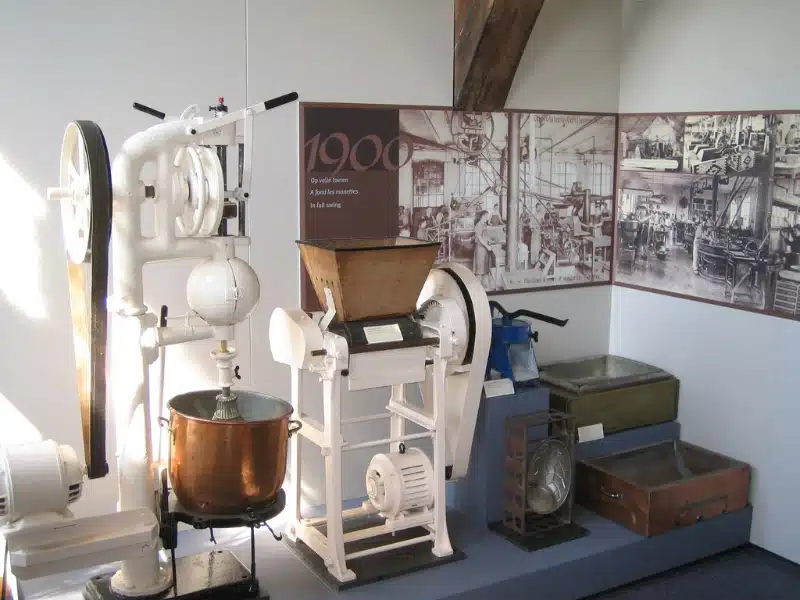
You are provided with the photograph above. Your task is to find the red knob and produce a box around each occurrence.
[218,97,225,104]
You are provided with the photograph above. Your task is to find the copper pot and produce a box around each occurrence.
[163,390,301,515]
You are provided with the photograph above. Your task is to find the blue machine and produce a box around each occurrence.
[486,300,568,384]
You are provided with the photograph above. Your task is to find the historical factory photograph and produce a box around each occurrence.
[683,114,771,176]
[770,113,800,318]
[398,109,616,293]
[619,115,685,172]
[615,112,800,318]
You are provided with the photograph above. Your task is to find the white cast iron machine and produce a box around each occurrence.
[269,239,491,584]
[0,92,297,599]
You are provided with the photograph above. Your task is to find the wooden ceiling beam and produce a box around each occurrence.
[454,0,546,112]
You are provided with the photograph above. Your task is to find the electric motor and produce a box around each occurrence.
[365,447,434,518]
[0,440,84,524]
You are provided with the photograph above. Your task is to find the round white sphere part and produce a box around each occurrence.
[186,257,261,327]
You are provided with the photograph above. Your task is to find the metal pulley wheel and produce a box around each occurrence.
[48,120,112,479]
[174,145,224,237]
[53,121,112,264]
[417,296,468,365]
[417,266,478,367]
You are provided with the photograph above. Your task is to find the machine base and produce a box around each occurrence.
[84,551,265,600]
[284,520,465,591]
[489,520,589,553]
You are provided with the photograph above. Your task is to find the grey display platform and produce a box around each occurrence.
[449,383,682,525]
[21,505,751,600]
[20,386,748,600]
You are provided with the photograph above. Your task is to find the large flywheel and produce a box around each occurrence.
[49,121,112,479]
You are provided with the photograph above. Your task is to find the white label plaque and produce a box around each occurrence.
[578,423,605,443]
[363,323,404,344]
[483,378,515,398]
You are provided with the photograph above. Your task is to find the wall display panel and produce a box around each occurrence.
[300,103,616,310]
[614,111,800,321]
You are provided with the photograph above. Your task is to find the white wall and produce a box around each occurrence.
[502,0,621,364]
[244,0,620,503]
[0,0,620,515]
[507,0,621,113]
[0,0,248,517]
[244,0,456,504]
[613,0,800,563]
[503,0,621,367]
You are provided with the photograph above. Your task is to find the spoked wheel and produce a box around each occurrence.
[48,120,112,479]
[55,121,112,264]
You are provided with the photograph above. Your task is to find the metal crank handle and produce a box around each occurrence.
[600,486,624,500]
[132,102,166,120]
[262,91,299,111]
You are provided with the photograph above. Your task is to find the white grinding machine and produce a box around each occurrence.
[0,91,299,600]
[269,238,491,584]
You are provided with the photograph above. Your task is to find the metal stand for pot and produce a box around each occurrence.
[84,480,285,600]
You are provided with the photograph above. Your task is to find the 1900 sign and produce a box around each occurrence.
[300,104,405,311]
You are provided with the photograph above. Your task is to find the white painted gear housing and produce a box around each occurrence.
[416,263,492,480]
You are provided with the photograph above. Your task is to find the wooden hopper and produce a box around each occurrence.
[297,237,441,322]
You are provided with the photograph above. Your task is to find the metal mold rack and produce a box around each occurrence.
[502,409,580,541]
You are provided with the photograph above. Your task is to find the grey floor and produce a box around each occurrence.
[588,545,800,599]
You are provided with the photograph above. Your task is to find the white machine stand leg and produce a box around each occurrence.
[389,384,406,453]
[286,367,303,542]
[431,356,453,558]
[110,313,171,597]
[322,372,356,582]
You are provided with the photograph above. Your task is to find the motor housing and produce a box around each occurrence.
[0,440,83,524]
[365,447,433,518]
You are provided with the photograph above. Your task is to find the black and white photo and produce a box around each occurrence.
[615,112,800,320]
[399,110,616,292]
[619,115,685,172]
[770,113,800,318]
[683,114,770,176]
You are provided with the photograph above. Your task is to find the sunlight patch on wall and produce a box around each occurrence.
[0,392,42,445]
[0,154,47,320]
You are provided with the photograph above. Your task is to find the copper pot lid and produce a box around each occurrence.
[168,390,292,424]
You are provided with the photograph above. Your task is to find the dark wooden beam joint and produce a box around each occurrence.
[454,0,546,112]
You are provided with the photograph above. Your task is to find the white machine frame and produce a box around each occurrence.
[270,263,490,583]
[99,101,263,595]
[0,97,281,596]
